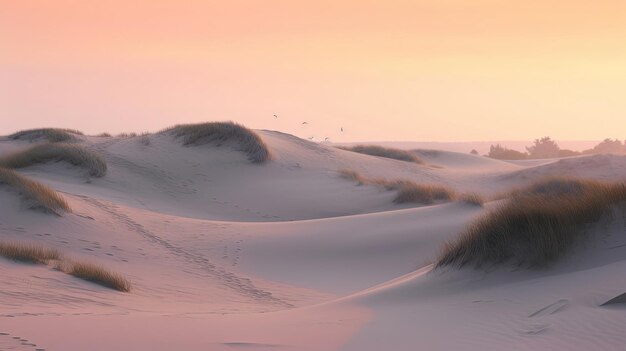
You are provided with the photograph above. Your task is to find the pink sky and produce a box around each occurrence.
[1,1,625,141]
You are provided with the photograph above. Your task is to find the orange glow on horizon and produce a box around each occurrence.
[1,1,626,141]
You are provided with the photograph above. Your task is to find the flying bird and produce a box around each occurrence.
[324,137,330,141]
[273,114,278,119]
[302,122,308,125]
[340,127,343,132]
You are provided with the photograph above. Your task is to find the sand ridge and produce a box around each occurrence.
[1,131,626,350]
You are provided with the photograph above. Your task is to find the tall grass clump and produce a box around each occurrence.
[437,177,626,269]
[9,128,83,143]
[339,169,368,185]
[162,121,272,163]
[392,182,456,204]
[458,193,485,207]
[0,143,107,177]
[0,242,61,264]
[0,240,130,292]
[339,169,457,205]
[64,261,132,292]
[0,167,70,214]
[139,132,151,146]
[338,145,424,164]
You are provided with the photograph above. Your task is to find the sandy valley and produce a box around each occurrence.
[1,126,626,351]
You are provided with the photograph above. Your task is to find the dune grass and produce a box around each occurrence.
[162,121,272,163]
[338,145,424,164]
[9,128,83,143]
[0,242,61,264]
[0,167,70,214]
[64,261,132,292]
[338,169,368,185]
[0,240,131,292]
[339,169,457,205]
[458,193,485,206]
[139,132,151,146]
[436,177,626,269]
[0,143,107,177]
[390,182,456,204]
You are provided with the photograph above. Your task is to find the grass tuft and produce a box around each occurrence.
[139,132,151,146]
[65,261,132,292]
[339,169,456,205]
[0,143,107,177]
[338,169,368,185]
[0,167,70,214]
[0,241,131,292]
[0,242,61,263]
[162,121,272,163]
[9,128,83,143]
[458,193,485,206]
[392,182,456,204]
[436,177,626,269]
[338,145,424,164]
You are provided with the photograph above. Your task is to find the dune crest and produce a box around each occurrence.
[1,128,626,351]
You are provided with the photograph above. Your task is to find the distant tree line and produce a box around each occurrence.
[484,137,626,160]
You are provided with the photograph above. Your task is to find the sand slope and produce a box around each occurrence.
[1,131,625,350]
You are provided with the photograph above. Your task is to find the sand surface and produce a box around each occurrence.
[1,131,625,350]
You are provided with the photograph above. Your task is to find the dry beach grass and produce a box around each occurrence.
[9,128,83,143]
[0,242,61,264]
[0,240,131,292]
[338,145,424,164]
[63,260,132,292]
[0,143,107,177]
[437,177,626,268]
[162,121,272,163]
[0,167,70,214]
[339,169,458,205]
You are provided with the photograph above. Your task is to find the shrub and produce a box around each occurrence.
[0,242,61,263]
[9,128,83,143]
[161,121,272,163]
[589,138,625,155]
[487,144,527,160]
[557,149,580,157]
[526,137,560,158]
[65,261,131,292]
[0,167,70,214]
[436,178,626,269]
[0,143,107,177]
[338,145,424,164]
[96,132,112,137]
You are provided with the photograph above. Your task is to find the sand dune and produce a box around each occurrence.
[1,128,625,350]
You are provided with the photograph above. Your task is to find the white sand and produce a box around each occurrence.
[1,131,625,350]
